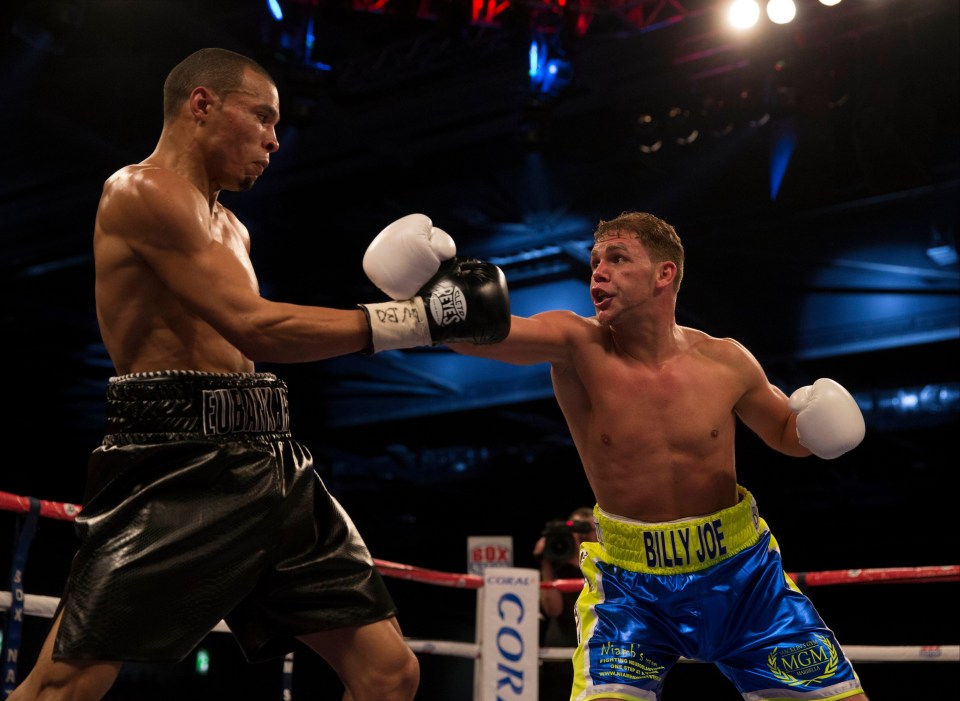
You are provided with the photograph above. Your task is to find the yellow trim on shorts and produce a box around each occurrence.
[593,486,768,575]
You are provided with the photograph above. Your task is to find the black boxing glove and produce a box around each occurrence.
[359,257,510,353]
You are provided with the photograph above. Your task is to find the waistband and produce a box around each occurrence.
[594,486,767,575]
[103,370,291,444]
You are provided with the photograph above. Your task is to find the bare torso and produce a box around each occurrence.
[94,164,257,375]
[551,320,754,521]
[447,226,806,522]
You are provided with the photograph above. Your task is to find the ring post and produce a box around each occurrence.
[478,567,540,701]
[2,497,41,698]
[281,651,294,700]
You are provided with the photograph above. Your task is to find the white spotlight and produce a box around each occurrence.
[728,0,761,30]
[767,0,797,24]
[819,0,842,6]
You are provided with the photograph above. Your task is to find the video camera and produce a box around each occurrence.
[541,519,594,561]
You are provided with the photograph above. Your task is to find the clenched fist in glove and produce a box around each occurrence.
[363,213,457,300]
[360,257,511,353]
[788,378,865,459]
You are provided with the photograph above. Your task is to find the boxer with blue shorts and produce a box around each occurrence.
[448,211,870,700]
[572,487,865,701]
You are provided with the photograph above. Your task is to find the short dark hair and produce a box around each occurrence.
[594,211,685,292]
[162,48,274,122]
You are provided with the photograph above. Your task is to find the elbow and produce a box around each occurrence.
[216,316,274,362]
[777,429,813,458]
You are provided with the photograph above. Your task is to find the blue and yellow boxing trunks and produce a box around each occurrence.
[572,486,864,701]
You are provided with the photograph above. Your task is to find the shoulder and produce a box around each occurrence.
[683,327,761,368]
[99,164,205,233]
[104,164,208,210]
[535,309,586,320]
[532,309,601,339]
[534,309,597,329]
[103,164,190,197]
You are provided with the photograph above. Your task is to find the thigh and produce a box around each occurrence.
[56,439,278,662]
[714,546,864,698]
[717,626,864,700]
[226,464,399,662]
[572,545,684,701]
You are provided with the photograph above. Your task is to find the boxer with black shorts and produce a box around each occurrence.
[10,48,509,701]
[446,211,870,701]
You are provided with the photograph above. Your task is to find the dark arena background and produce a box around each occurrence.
[1,0,957,699]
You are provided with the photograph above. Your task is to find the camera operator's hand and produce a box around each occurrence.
[532,536,547,561]
[537,544,564,618]
[536,509,597,619]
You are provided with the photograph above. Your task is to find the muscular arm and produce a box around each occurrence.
[95,166,370,368]
[729,340,812,458]
[448,310,587,365]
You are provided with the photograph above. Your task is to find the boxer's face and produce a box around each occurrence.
[204,68,280,192]
[589,231,660,324]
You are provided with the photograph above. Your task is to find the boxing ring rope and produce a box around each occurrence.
[371,558,960,663]
[2,490,958,697]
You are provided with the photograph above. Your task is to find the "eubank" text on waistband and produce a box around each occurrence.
[202,387,290,435]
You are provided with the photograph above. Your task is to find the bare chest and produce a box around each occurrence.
[607,355,732,411]
[565,350,742,451]
[211,214,257,285]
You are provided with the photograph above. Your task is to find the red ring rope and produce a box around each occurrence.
[1,490,957,670]
[2,491,958,590]
[0,491,81,522]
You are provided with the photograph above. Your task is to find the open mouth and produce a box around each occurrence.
[592,288,612,308]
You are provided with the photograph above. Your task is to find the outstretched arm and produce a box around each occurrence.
[95,166,372,365]
[360,213,583,365]
[732,341,864,459]
[448,310,582,366]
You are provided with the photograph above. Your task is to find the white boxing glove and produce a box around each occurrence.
[788,378,865,459]
[363,214,457,300]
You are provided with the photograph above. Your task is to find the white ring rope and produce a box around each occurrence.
[1,591,957,663]
[0,591,231,634]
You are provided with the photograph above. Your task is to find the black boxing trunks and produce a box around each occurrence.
[53,370,397,663]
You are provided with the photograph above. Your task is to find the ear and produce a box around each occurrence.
[656,261,677,289]
[188,87,216,122]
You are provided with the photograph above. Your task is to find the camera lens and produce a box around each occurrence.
[544,533,576,561]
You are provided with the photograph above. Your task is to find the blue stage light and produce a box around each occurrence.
[267,0,283,22]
